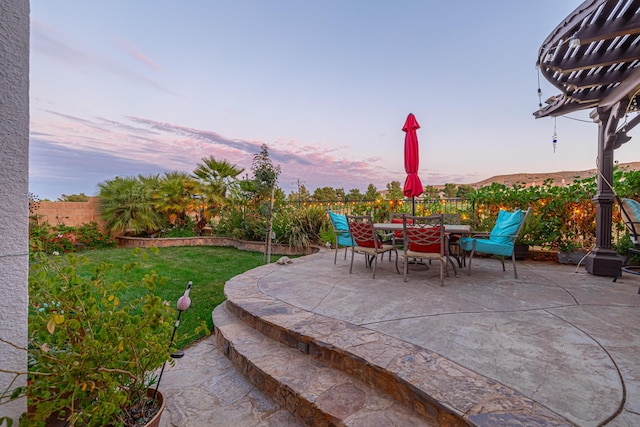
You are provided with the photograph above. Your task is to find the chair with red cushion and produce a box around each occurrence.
[346,214,399,278]
[402,214,457,286]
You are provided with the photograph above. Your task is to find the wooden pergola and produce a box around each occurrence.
[534,0,640,276]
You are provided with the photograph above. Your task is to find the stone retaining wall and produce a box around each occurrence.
[116,236,319,256]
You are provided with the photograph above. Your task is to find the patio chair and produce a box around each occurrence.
[613,196,640,287]
[401,214,457,286]
[459,207,531,279]
[327,210,354,264]
[346,214,399,278]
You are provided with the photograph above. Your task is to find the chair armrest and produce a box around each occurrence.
[469,232,490,238]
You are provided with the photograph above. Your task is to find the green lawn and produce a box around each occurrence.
[72,246,275,349]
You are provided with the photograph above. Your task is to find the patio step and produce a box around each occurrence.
[212,301,440,426]
[213,284,574,427]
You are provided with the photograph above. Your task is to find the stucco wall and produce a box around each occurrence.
[36,196,105,229]
[0,0,29,421]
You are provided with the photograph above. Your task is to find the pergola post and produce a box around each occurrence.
[585,107,623,276]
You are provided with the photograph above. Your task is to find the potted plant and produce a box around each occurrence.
[556,234,592,265]
[3,251,184,426]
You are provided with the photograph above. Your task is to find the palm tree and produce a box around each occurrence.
[192,157,245,227]
[192,157,244,200]
[98,175,165,236]
[154,171,199,229]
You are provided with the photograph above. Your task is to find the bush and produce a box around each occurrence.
[29,222,116,254]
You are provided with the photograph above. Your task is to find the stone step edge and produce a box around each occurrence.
[222,297,573,427]
[212,302,440,427]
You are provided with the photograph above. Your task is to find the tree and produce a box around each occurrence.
[98,175,165,236]
[386,181,404,200]
[155,171,198,228]
[250,144,281,264]
[365,184,379,200]
[423,185,439,200]
[58,193,89,202]
[456,184,475,198]
[443,183,458,198]
[192,156,244,229]
[288,183,311,204]
[312,187,337,202]
[192,156,244,200]
[345,188,365,202]
[251,144,281,197]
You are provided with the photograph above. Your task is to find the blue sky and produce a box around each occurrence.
[29,1,640,200]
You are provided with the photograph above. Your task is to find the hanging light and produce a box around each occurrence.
[552,117,558,153]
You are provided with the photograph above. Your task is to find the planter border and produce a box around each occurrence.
[116,236,319,256]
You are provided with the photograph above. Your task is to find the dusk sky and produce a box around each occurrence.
[29,1,640,200]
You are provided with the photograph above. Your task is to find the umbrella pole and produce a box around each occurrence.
[412,196,415,216]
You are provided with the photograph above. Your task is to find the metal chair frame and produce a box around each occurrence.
[346,214,399,279]
[401,214,457,286]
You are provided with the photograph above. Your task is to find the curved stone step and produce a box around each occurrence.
[213,302,440,426]
[216,270,574,427]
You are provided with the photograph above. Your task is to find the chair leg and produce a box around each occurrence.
[349,248,355,274]
[403,255,409,282]
[439,259,444,286]
[334,245,339,264]
[372,252,379,278]
[394,249,399,274]
[466,249,476,276]
[511,253,518,279]
[447,257,458,277]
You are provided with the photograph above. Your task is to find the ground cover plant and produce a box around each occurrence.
[69,246,272,349]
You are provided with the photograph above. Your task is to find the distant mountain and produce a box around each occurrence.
[463,161,640,188]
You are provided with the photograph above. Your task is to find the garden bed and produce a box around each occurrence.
[116,236,319,256]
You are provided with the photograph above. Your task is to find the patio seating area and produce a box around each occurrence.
[159,248,640,426]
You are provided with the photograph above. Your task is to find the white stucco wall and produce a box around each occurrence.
[0,0,30,422]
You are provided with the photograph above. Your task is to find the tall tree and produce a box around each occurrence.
[251,144,281,197]
[423,185,440,199]
[365,184,379,200]
[443,183,458,198]
[345,188,365,202]
[312,187,337,201]
[250,144,281,264]
[456,184,475,198]
[386,181,404,200]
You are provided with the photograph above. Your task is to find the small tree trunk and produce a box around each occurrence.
[264,186,275,264]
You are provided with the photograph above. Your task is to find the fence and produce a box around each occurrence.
[33,197,105,229]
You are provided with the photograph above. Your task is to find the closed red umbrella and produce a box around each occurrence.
[402,113,423,215]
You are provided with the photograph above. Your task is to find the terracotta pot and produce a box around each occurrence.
[144,388,165,427]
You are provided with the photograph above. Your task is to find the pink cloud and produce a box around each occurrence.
[114,37,163,72]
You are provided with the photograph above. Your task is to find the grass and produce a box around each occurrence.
[69,246,278,349]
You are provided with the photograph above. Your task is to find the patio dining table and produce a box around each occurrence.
[373,223,471,268]
[373,223,471,235]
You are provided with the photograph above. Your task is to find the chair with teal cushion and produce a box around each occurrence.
[459,207,531,278]
[328,210,354,264]
[613,197,640,286]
